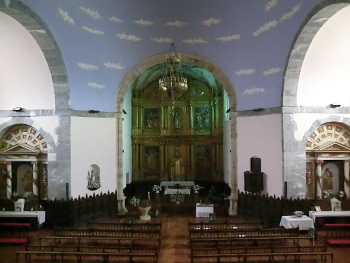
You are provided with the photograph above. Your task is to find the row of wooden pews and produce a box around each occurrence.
[0,222,33,246]
[16,221,162,263]
[324,223,350,246]
[188,220,334,263]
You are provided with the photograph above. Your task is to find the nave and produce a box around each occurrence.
[1,212,350,263]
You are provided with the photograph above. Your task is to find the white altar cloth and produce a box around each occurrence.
[160,181,195,189]
[164,188,191,195]
[308,211,350,223]
[0,211,46,225]
[279,215,314,230]
[196,203,214,217]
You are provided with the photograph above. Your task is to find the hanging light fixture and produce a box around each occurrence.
[159,43,188,111]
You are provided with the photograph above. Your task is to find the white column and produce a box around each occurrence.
[32,162,38,196]
[6,163,12,200]
[344,160,350,199]
[316,160,323,199]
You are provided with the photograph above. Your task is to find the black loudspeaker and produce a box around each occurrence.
[244,171,264,192]
[250,156,261,173]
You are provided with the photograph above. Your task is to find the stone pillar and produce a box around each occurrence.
[344,160,350,199]
[6,162,12,200]
[316,160,323,199]
[32,162,38,196]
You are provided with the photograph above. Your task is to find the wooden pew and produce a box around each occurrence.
[0,222,32,246]
[87,221,162,232]
[189,220,264,230]
[55,227,161,239]
[324,224,350,246]
[39,236,161,251]
[17,250,158,263]
[189,227,313,247]
[190,251,333,263]
[26,244,159,261]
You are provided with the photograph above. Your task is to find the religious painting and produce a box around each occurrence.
[87,164,101,191]
[143,146,160,179]
[194,106,210,135]
[144,108,159,129]
[194,145,212,180]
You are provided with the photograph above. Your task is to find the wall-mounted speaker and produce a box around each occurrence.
[250,156,261,173]
[244,171,263,193]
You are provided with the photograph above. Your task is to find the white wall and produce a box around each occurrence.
[71,117,117,198]
[122,88,132,186]
[237,114,283,197]
[0,12,55,110]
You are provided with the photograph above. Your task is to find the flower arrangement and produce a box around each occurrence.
[293,211,304,217]
[129,196,140,206]
[194,185,204,193]
[152,185,161,193]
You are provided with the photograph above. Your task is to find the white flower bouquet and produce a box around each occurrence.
[129,196,140,206]
[293,210,304,217]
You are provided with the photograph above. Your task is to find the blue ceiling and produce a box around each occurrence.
[21,0,321,112]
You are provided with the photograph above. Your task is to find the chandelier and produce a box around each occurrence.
[159,43,188,110]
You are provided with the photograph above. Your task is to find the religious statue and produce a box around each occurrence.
[322,168,333,191]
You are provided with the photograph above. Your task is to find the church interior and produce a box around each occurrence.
[1,0,350,262]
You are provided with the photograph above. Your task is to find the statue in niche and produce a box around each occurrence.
[0,168,7,199]
[174,110,181,129]
[21,170,33,193]
[322,168,333,192]
[87,165,101,191]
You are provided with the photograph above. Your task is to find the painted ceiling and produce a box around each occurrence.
[18,0,322,112]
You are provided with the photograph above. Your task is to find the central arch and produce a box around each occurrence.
[115,53,238,215]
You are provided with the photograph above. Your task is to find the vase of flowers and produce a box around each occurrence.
[193,185,203,194]
[293,211,304,217]
[152,185,161,194]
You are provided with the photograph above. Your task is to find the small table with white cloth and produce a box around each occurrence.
[279,215,314,231]
[0,211,46,227]
[196,203,214,218]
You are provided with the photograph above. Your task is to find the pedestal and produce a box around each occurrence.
[139,206,151,220]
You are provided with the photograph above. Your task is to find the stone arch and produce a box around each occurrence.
[283,2,350,107]
[282,2,350,199]
[0,2,70,110]
[115,52,237,214]
[0,3,71,199]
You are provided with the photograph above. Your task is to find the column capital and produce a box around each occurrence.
[316,160,324,165]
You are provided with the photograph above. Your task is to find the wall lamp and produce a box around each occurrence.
[12,107,24,112]
[330,103,341,108]
[123,109,127,114]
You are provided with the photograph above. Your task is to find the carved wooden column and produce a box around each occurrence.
[316,160,323,199]
[344,160,350,199]
[6,162,12,200]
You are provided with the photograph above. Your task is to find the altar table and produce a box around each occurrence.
[308,211,350,223]
[164,188,191,195]
[0,211,46,226]
[279,215,314,231]
[160,181,195,189]
[196,203,214,217]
